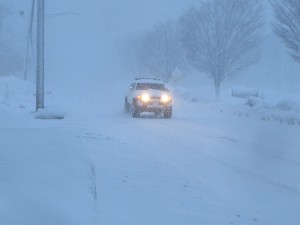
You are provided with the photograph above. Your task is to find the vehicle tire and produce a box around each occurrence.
[131,101,140,118]
[163,107,172,119]
[154,111,160,117]
[124,97,130,113]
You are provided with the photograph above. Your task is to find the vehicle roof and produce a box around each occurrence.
[132,78,164,84]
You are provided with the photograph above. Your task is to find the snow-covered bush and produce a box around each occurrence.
[245,96,267,108]
[275,100,300,112]
[237,96,300,126]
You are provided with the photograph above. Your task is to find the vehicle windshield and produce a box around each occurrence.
[136,83,166,91]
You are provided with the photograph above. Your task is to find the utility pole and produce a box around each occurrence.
[36,0,44,111]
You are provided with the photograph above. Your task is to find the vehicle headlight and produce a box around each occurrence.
[140,93,150,102]
[161,94,171,103]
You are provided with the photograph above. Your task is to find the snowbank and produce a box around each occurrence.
[0,76,34,109]
[228,88,300,126]
[241,97,300,125]
[173,84,300,126]
[0,76,97,225]
[35,107,66,120]
[0,128,97,225]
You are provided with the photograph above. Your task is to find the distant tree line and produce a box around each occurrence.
[120,0,298,97]
[270,0,300,64]
[120,0,265,96]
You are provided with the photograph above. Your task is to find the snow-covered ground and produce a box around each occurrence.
[0,77,97,225]
[2,0,300,224]
[1,76,300,225]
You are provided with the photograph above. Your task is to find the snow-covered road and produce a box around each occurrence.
[71,98,300,225]
[1,77,300,225]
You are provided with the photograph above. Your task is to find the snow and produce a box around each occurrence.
[0,76,34,108]
[2,75,300,225]
[82,86,300,225]
[35,107,66,120]
[1,0,300,224]
[0,79,97,225]
[0,128,97,225]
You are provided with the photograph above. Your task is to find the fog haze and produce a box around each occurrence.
[2,0,300,105]
[1,1,300,225]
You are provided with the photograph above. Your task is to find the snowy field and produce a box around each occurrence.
[0,78,97,225]
[1,0,300,224]
[1,76,300,225]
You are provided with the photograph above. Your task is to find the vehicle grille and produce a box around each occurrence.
[150,96,160,100]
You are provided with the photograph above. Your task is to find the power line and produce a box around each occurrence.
[23,0,35,81]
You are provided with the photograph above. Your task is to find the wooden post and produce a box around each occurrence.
[36,0,44,111]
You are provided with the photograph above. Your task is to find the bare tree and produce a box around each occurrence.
[270,0,300,63]
[137,21,186,82]
[180,0,265,96]
[117,34,149,76]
